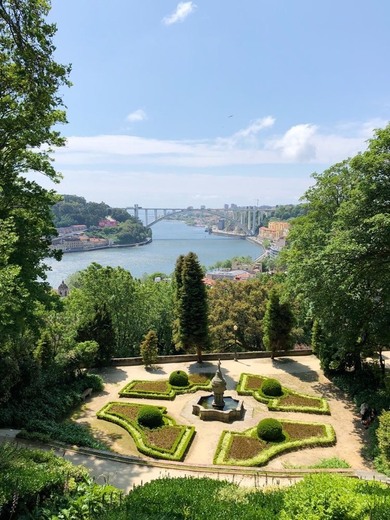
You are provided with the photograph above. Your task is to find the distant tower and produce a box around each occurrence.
[57,280,69,297]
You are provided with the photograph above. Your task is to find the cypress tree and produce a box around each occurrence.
[263,289,293,359]
[174,252,209,362]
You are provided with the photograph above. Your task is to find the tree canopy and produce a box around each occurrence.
[284,124,390,371]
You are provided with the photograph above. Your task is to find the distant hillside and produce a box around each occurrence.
[52,195,133,228]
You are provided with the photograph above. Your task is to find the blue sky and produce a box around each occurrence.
[40,0,390,208]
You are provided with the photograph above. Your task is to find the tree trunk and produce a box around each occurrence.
[196,346,203,363]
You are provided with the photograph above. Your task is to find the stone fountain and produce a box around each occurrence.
[192,360,244,422]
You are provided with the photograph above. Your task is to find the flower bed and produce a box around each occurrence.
[236,373,330,414]
[119,373,213,400]
[214,419,335,466]
[97,402,195,461]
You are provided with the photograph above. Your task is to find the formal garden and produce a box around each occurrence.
[95,362,337,467]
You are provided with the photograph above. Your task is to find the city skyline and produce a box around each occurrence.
[33,0,390,207]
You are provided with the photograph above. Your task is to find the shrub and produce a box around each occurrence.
[257,418,283,441]
[140,330,159,367]
[375,410,390,475]
[169,370,189,387]
[137,406,163,428]
[261,378,282,397]
[19,419,109,450]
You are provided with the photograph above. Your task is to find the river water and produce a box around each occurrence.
[45,220,263,287]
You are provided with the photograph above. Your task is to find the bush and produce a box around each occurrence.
[280,474,390,520]
[140,330,159,367]
[137,406,163,428]
[257,418,283,441]
[261,378,282,397]
[169,370,189,387]
[19,419,109,450]
[375,410,390,475]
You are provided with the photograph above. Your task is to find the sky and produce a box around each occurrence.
[37,0,390,208]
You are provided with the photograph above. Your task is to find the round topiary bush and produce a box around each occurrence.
[169,370,189,387]
[261,378,282,397]
[257,418,283,441]
[137,406,163,428]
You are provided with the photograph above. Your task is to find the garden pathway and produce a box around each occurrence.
[3,354,389,492]
[75,355,384,471]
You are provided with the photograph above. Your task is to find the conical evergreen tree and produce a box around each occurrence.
[263,289,293,359]
[174,252,209,362]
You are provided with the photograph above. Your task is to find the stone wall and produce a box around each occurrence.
[112,348,313,366]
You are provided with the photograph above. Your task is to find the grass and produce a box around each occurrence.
[97,402,195,461]
[237,373,330,414]
[283,457,351,469]
[214,419,336,466]
[119,372,213,400]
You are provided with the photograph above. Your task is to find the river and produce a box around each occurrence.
[45,220,263,288]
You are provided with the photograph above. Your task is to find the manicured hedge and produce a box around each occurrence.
[97,402,195,461]
[119,373,213,399]
[237,373,330,414]
[214,419,336,466]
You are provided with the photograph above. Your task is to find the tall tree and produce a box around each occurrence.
[284,125,390,372]
[0,0,70,339]
[173,252,209,362]
[76,304,116,366]
[0,1,70,403]
[263,289,293,359]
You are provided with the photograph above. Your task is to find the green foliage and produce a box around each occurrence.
[19,418,109,450]
[237,373,330,414]
[137,405,164,428]
[309,457,351,469]
[261,378,282,397]
[140,330,159,367]
[0,371,103,429]
[0,0,70,403]
[257,418,283,441]
[208,277,276,352]
[284,125,390,373]
[280,474,390,520]
[271,204,308,221]
[169,370,189,387]
[0,443,121,519]
[263,289,293,358]
[77,303,116,366]
[99,477,284,520]
[375,411,390,476]
[119,373,212,399]
[52,194,133,227]
[68,263,175,356]
[174,252,209,362]
[215,421,335,466]
[98,402,195,461]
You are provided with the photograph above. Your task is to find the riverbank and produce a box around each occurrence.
[60,237,152,254]
[45,220,264,288]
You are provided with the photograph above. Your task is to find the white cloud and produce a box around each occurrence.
[162,2,197,25]
[33,168,312,208]
[126,109,147,123]
[56,118,378,170]
[219,116,275,147]
[269,123,317,161]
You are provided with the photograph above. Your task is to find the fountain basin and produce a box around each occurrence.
[192,395,244,422]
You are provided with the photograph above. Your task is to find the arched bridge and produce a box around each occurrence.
[124,205,275,236]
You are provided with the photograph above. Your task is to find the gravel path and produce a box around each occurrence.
[74,355,379,471]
